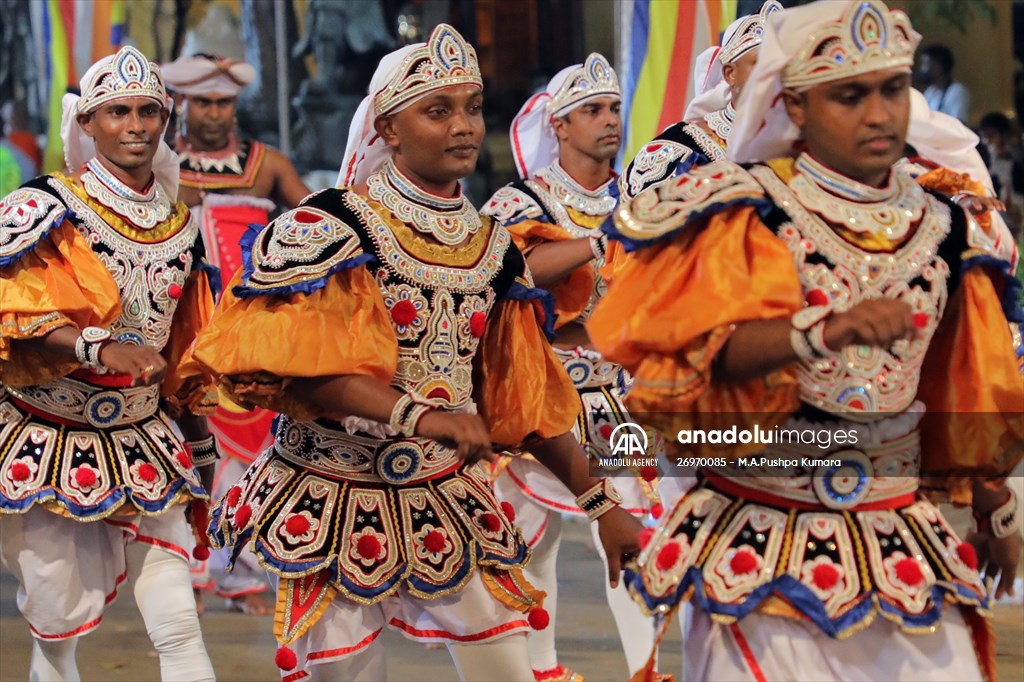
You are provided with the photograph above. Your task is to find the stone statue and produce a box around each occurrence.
[292,0,394,95]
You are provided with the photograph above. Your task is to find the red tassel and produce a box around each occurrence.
[275,646,298,671]
[811,563,840,590]
[639,465,658,482]
[500,501,516,522]
[192,545,211,561]
[528,607,550,630]
[895,557,924,586]
[639,527,655,550]
[650,503,664,519]
[956,542,978,570]
[655,541,681,571]
[729,549,758,575]
[234,504,252,529]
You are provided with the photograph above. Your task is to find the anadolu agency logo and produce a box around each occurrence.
[599,422,658,467]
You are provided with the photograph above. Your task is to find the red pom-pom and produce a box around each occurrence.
[234,503,252,529]
[650,503,664,519]
[912,312,929,329]
[480,512,502,533]
[167,283,183,300]
[470,312,487,338]
[811,563,840,590]
[806,289,829,307]
[192,545,211,561]
[729,549,758,575]
[639,527,655,550]
[137,463,159,483]
[275,646,298,671]
[176,451,192,468]
[356,534,381,560]
[391,300,418,326]
[528,607,550,630]
[75,467,97,487]
[423,530,447,554]
[284,514,311,537]
[894,557,924,586]
[640,465,658,482]
[10,462,31,481]
[598,424,614,441]
[956,542,978,570]
[500,501,516,522]
[226,486,243,507]
[656,540,681,571]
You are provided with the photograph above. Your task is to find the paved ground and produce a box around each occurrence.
[1,519,1020,682]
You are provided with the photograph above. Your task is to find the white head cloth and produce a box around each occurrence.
[729,0,920,164]
[160,55,256,96]
[338,23,482,187]
[60,46,180,198]
[684,1,782,122]
[509,53,621,180]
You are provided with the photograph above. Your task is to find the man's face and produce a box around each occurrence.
[915,54,938,86]
[784,69,910,186]
[183,93,237,148]
[78,97,168,171]
[551,96,622,164]
[722,50,758,104]
[980,128,1007,157]
[382,84,485,187]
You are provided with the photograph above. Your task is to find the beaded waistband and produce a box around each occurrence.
[6,377,160,428]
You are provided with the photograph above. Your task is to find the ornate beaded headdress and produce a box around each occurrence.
[77,46,167,114]
[545,53,620,117]
[372,23,482,116]
[719,0,782,65]
[781,0,919,91]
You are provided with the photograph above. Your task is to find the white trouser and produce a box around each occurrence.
[1,508,215,681]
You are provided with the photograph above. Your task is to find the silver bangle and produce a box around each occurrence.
[75,327,112,373]
[575,478,623,522]
[807,319,839,358]
[389,393,432,437]
[186,435,220,467]
[990,488,1020,539]
[590,234,607,262]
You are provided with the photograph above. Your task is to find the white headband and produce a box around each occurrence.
[61,48,179,198]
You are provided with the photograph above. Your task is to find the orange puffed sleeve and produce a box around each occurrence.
[161,269,218,417]
[506,219,594,328]
[191,267,398,421]
[0,222,121,386]
[588,206,803,446]
[918,264,1024,479]
[474,286,581,449]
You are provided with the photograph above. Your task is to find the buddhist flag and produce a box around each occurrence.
[618,0,737,166]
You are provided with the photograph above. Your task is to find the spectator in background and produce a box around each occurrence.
[979,111,1024,239]
[918,44,971,123]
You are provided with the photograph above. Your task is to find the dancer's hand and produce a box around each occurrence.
[416,412,494,464]
[954,194,1005,215]
[968,530,1020,600]
[823,298,918,350]
[597,506,643,588]
[99,343,168,387]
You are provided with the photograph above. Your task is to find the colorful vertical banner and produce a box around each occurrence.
[619,0,737,166]
[41,0,126,173]
[42,0,71,173]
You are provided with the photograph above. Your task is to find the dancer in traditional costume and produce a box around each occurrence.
[620,1,781,201]
[590,2,1022,680]
[0,46,218,681]
[191,24,641,681]
[482,54,669,682]
[162,52,310,616]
